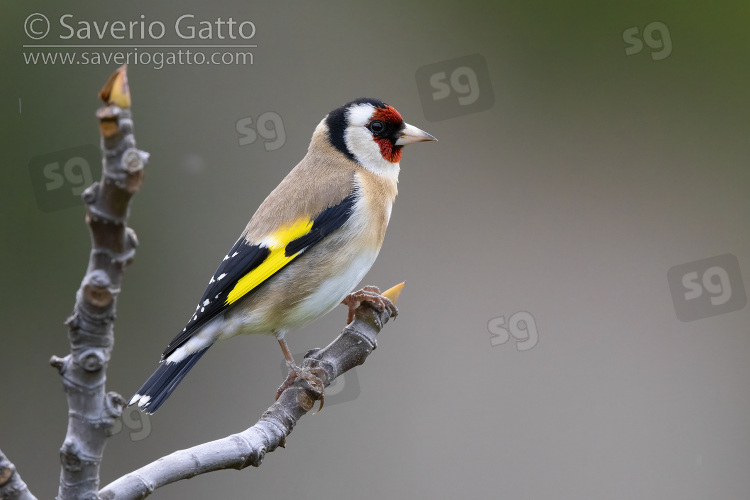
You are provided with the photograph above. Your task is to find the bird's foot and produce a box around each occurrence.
[341,285,398,324]
[276,360,327,411]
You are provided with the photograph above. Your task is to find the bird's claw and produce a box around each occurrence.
[341,285,398,324]
[275,362,326,412]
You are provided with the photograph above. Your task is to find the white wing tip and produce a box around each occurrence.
[130,394,151,408]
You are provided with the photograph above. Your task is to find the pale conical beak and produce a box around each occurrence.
[395,123,438,146]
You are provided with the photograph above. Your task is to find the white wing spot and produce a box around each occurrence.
[232,252,239,257]
[192,315,197,321]
[217,273,227,281]
[201,307,205,312]
[209,277,215,284]
[203,299,210,306]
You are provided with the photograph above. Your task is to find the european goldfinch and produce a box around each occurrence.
[129,98,436,413]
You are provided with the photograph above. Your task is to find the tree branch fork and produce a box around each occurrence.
[0,65,403,500]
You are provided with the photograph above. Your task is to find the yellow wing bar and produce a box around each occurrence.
[225,218,313,305]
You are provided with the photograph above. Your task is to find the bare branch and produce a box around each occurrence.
[51,65,149,500]
[99,291,400,500]
[0,449,37,500]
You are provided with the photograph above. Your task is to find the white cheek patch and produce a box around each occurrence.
[345,124,401,180]
[346,127,382,163]
[342,102,401,180]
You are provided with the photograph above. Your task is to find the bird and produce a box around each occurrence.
[129,98,436,413]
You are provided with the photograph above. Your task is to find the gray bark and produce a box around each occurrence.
[0,449,37,500]
[50,67,149,500]
[99,302,395,500]
[16,66,400,500]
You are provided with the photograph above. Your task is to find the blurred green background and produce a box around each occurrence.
[2,1,749,499]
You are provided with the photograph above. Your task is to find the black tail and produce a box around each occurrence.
[129,347,210,413]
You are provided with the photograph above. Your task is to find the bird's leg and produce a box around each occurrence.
[275,338,326,409]
[276,338,299,400]
[341,285,398,324]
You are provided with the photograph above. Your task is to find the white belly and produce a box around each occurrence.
[282,250,378,331]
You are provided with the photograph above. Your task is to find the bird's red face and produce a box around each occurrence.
[368,105,405,163]
[325,98,437,175]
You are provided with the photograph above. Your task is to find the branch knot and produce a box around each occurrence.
[82,270,115,308]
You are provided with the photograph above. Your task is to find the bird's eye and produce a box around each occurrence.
[368,121,385,134]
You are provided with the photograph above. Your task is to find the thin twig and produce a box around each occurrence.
[51,65,149,500]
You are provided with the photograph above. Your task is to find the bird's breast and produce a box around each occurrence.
[226,169,396,336]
